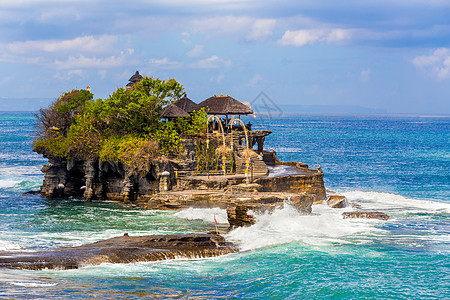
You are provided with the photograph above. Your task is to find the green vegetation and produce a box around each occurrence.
[34,77,208,164]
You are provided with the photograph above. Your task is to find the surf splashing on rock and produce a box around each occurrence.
[226,202,385,251]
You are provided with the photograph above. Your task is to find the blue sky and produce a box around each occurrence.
[0,0,449,114]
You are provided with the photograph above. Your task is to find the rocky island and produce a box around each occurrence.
[2,72,385,270]
[34,72,327,228]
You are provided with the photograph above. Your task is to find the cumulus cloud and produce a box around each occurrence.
[247,19,276,41]
[278,28,352,47]
[412,48,450,80]
[191,55,231,69]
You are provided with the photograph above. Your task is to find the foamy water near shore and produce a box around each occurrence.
[0,112,448,299]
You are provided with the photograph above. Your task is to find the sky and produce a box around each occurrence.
[0,0,449,114]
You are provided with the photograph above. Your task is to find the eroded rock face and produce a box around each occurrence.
[327,195,348,208]
[0,234,238,270]
[39,155,171,202]
[226,193,315,228]
[254,174,326,201]
[342,211,390,221]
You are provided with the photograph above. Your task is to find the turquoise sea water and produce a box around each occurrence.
[0,111,448,299]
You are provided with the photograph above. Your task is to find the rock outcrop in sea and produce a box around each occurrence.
[0,233,238,270]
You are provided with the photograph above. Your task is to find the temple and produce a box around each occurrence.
[38,72,327,228]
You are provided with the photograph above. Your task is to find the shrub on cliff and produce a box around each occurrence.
[34,89,94,157]
[34,76,207,162]
[97,77,184,134]
[35,89,94,136]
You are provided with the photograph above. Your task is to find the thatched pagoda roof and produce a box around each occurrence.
[197,95,253,115]
[161,103,189,118]
[173,95,199,114]
[129,71,143,83]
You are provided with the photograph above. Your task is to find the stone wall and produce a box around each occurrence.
[254,173,326,201]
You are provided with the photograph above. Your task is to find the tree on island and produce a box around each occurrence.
[34,76,208,164]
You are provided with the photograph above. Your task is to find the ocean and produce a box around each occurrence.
[0,111,448,299]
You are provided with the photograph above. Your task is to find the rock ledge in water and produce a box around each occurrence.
[0,233,238,270]
[342,211,390,221]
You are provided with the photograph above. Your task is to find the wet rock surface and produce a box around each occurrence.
[0,234,238,270]
[327,195,348,208]
[342,211,390,221]
[226,192,315,228]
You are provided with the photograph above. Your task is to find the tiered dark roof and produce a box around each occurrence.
[173,95,199,114]
[197,95,253,115]
[126,71,143,87]
[160,103,190,119]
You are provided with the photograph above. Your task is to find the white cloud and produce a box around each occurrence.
[186,44,204,58]
[192,16,252,37]
[6,35,117,54]
[247,19,276,41]
[37,7,81,23]
[0,35,137,72]
[148,57,183,69]
[278,28,352,47]
[191,55,231,69]
[53,55,129,70]
[0,0,92,8]
[53,69,84,81]
[412,48,450,80]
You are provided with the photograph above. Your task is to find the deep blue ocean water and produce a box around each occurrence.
[0,111,448,299]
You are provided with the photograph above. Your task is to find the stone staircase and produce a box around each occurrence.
[235,149,269,176]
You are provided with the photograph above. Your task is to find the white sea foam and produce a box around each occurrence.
[343,190,450,214]
[0,179,22,189]
[266,165,305,177]
[174,207,228,224]
[0,271,57,287]
[268,147,302,153]
[0,165,43,189]
[0,239,21,251]
[0,165,43,177]
[226,202,384,251]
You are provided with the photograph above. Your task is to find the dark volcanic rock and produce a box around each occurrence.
[21,190,41,195]
[342,211,390,221]
[0,234,238,270]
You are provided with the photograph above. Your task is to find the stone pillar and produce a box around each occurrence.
[256,136,265,154]
[83,159,96,200]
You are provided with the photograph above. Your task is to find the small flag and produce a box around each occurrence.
[214,214,218,235]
